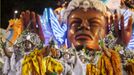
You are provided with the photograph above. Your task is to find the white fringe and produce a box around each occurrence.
[3,56,10,74]
[73,54,85,75]
[10,53,16,71]
[16,59,23,75]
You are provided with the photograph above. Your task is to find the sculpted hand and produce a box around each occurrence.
[20,10,45,42]
[113,10,133,46]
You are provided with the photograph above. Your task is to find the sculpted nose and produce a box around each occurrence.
[80,20,90,30]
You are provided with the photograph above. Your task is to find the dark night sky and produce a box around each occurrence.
[1,0,59,29]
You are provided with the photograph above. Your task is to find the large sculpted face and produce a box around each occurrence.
[67,8,107,50]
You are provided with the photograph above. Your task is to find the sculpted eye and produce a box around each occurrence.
[71,20,81,28]
[72,23,80,27]
[91,23,99,26]
[70,23,78,29]
[90,21,100,27]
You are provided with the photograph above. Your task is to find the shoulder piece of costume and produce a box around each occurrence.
[14,31,41,48]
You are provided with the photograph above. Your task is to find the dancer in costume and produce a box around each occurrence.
[15,31,42,75]
[2,31,41,75]
[54,1,69,25]
[21,38,64,75]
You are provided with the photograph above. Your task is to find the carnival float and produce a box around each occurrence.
[0,0,134,75]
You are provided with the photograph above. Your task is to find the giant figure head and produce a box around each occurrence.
[64,0,109,50]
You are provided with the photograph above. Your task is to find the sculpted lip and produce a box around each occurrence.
[75,34,93,40]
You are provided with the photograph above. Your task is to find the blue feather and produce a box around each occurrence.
[40,8,67,46]
[7,29,14,42]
